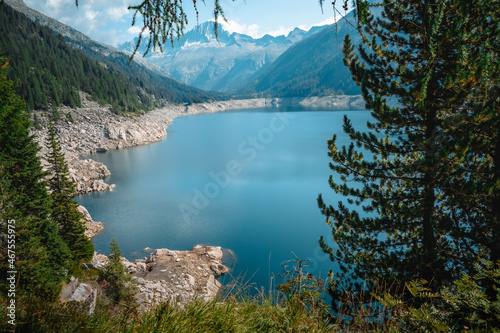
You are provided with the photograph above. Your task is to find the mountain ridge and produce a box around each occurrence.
[118,21,329,92]
[4,0,225,105]
[240,9,365,97]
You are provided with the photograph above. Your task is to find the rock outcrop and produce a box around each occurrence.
[70,159,114,194]
[77,205,103,239]
[33,93,363,196]
[33,93,178,194]
[60,276,98,314]
[88,245,229,312]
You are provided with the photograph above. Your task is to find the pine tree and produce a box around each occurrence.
[46,121,94,262]
[52,105,60,121]
[0,56,70,300]
[438,0,500,300]
[318,0,492,304]
[98,239,135,303]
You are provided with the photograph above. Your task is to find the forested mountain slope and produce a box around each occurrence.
[242,11,362,97]
[0,4,140,111]
[1,0,224,113]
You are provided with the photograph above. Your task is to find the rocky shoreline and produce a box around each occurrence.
[62,245,229,312]
[33,94,363,196]
[77,205,103,239]
[32,94,362,239]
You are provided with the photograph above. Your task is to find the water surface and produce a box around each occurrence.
[77,108,371,289]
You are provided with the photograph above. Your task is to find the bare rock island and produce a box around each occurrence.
[91,245,230,311]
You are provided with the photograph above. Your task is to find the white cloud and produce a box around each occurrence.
[85,10,97,21]
[218,20,261,38]
[93,29,120,47]
[266,17,338,38]
[23,1,339,46]
[25,0,137,46]
[47,0,64,9]
[106,6,129,21]
[218,15,338,40]
[311,16,338,27]
[127,26,143,35]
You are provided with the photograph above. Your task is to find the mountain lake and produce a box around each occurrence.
[76,107,371,291]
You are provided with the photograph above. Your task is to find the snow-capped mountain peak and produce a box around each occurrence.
[118,21,328,92]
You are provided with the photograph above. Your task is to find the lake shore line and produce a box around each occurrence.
[31,95,361,307]
[34,94,363,197]
[32,95,362,239]
[32,94,362,238]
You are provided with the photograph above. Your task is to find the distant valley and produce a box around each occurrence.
[118,16,362,98]
[3,0,362,111]
[118,22,327,92]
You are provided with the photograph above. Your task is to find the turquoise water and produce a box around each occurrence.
[76,108,371,289]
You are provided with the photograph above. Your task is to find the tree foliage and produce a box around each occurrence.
[46,121,94,262]
[75,0,228,60]
[438,0,500,300]
[0,3,146,112]
[126,0,226,59]
[318,0,500,310]
[2,1,226,111]
[98,239,136,304]
[377,259,500,331]
[71,36,224,106]
[0,52,99,299]
[0,56,71,300]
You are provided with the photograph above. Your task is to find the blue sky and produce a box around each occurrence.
[24,0,349,47]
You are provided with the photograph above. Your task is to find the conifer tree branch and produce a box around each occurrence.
[126,0,227,61]
[320,0,500,314]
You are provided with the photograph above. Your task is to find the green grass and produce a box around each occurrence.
[0,291,335,332]
[2,259,498,332]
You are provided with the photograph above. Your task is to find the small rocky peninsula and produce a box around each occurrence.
[92,245,228,311]
[61,245,229,312]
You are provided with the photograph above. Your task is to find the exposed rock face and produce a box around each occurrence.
[118,21,328,93]
[89,245,229,312]
[33,93,177,195]
[70,159,113,194]
[90,253,109,269]
[132,245,229,312]
[77,205,103,239]
[60,276,98,314]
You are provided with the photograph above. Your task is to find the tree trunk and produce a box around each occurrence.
[421,109,437,284]
[487,127,500,301]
